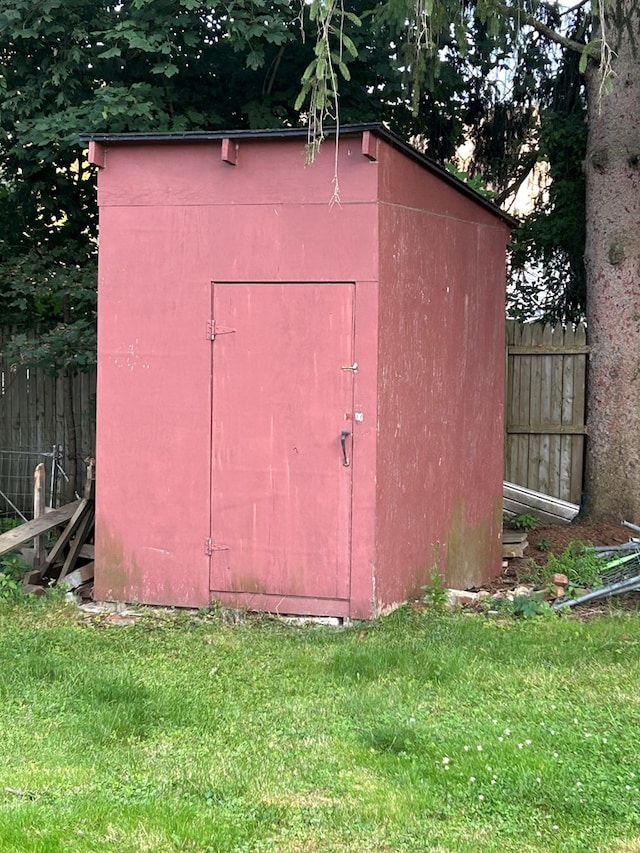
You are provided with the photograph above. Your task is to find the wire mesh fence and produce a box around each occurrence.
[0,446,70,524]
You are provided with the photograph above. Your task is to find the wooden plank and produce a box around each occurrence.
[57,507,94,583]
[536,323,553,494]
[61,561,94,591]
[0,501,82,558]
[527,323,543,493]
[559,325,575,502]
[516,323,533,488]
[45,498,92,566]
[502,530,529,544]
[548,324,564,498]
[507,345,590,355]
[503,541,528,558]
[503,481,579,523]
[569,323,587,503]
[504,321,517,487]
[507,425,588,435]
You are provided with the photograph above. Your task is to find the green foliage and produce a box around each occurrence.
[0,0,599,357]
[518,540,606,597]
[421,567,449,611]
[0,0,308,372]
[510,591,551,618]
[299,0,593,322]
[510,512,539,531]
[446,164,496,199]
[545,540,606,590]
[0,554,27,602]
[508,26,588,323]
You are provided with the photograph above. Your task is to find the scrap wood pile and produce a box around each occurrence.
[494,482,640,612]
[0,461,95,598]
[501,481,582,564]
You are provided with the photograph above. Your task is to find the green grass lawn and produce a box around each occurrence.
[0,600,639,853]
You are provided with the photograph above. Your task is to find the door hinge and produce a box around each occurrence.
[207,320,236,340]
[205,538,229,556]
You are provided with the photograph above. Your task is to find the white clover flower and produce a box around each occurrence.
[477,745,483,751]
[498,736,504,742]
[470,776,476,783]
[478,794,484,801]
[442,757,450,765]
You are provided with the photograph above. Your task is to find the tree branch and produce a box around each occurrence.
[499,4,590,56]
[558,0,590,18]
[494,150,539,206]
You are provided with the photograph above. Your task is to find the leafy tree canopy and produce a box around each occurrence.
[0,0,593,379]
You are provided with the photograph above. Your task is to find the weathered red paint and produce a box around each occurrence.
[93,129,511,617]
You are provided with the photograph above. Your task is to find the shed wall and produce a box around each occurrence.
[95,138,380,608]
[374,142,508,600]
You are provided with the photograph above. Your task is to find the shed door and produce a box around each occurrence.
[210,282,355,602]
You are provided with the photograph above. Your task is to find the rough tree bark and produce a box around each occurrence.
[584,0,640,519]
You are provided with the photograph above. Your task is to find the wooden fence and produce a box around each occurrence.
[505,320,589,505]
[0,329,96,515]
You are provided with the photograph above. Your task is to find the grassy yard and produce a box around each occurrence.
[0,600,639,853]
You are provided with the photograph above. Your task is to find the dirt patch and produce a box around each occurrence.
[493,518,634,590]
[486,518,640,616]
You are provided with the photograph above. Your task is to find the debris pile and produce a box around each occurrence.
[0,462,95,599]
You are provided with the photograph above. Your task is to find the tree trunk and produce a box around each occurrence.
[584,0,640,519]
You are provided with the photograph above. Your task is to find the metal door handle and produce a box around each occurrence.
[340,430,351,467]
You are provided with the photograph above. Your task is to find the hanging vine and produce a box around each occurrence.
[295,0,361,201]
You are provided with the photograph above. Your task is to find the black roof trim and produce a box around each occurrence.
[79,123,517,227]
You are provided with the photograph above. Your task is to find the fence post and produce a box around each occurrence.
[33,463,46,570]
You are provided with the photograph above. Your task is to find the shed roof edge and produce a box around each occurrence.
[78,123,517,228]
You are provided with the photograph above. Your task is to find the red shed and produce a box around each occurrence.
[88,125,513,619]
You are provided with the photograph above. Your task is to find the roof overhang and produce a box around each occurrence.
[79,123,518,229]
